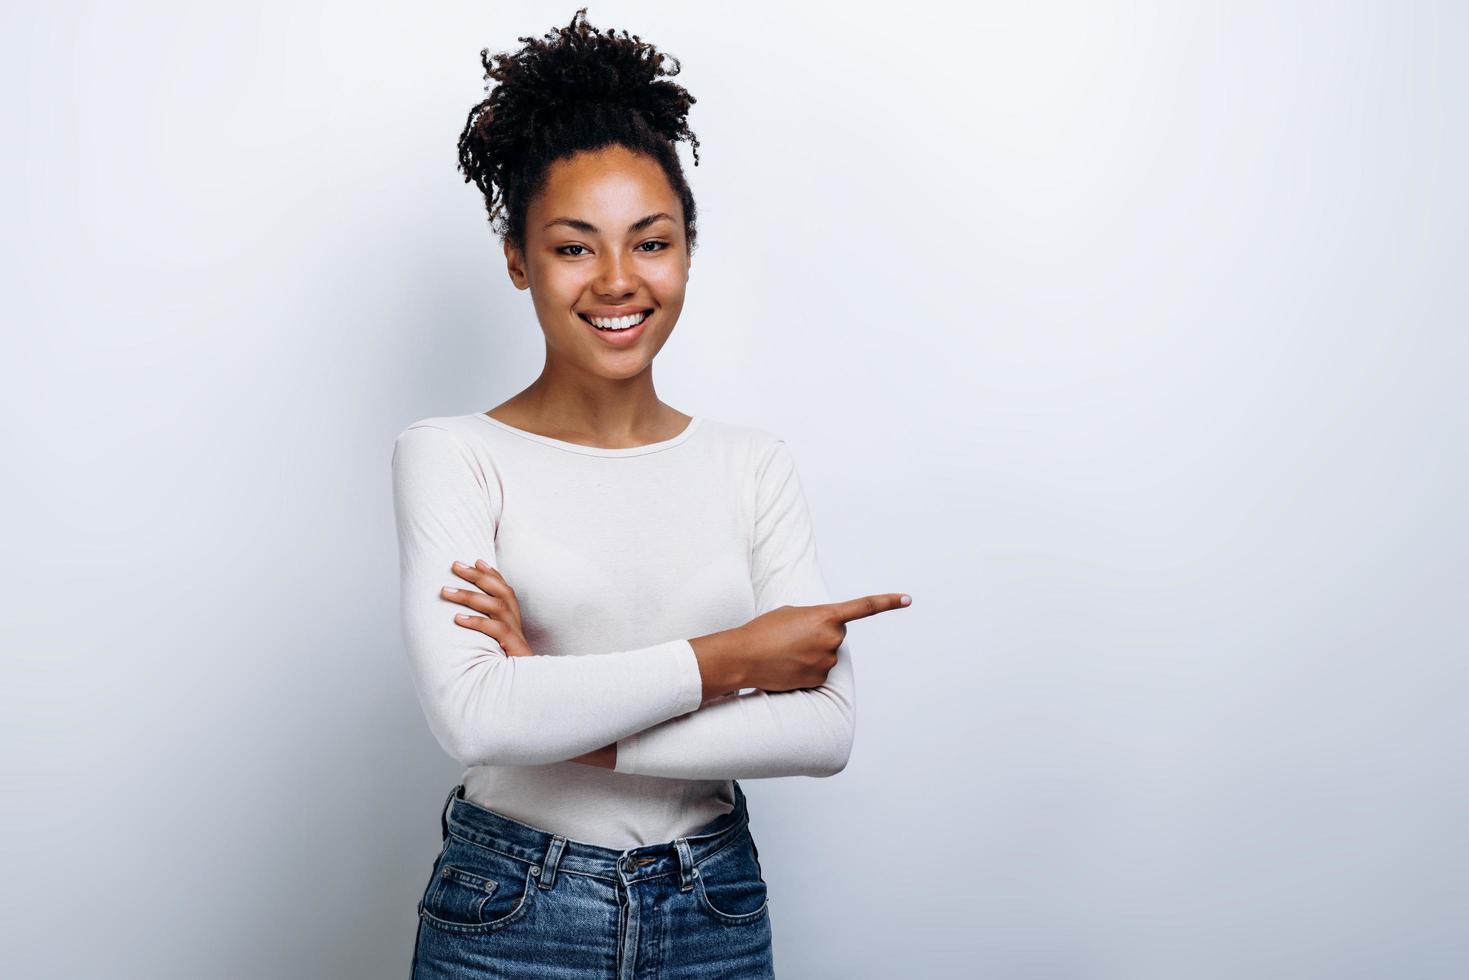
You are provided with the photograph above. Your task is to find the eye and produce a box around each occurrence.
[556,244,589,256]
[637,240,669,252]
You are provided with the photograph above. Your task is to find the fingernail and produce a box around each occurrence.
[452,561,465,570]
[475,559,488,569]
[442,587,459,595]
[900,595,911,605]
[455,613,468,622]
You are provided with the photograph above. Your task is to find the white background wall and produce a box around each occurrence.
[4,2,1466,977]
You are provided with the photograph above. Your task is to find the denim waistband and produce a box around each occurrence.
[436,781,751,888]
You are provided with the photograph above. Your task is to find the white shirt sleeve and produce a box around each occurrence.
[613,439,858,779]
[392,423,706,767]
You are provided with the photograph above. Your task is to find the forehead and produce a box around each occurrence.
[531,147,680,227]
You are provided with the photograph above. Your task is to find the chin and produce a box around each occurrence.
[597,359,653,380]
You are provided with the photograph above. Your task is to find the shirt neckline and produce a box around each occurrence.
[473,412,704,458]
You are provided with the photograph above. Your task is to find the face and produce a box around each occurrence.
[504,144,690,380]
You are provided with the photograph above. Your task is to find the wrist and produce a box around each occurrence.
[690,628,747,701]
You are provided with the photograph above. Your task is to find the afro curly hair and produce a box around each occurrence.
[456,7,702,254]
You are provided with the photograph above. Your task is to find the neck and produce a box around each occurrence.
[495,368,686,446]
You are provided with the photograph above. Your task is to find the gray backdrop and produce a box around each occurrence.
[4,2,1466,977]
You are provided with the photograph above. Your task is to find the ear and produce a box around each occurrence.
[504,239,530,290]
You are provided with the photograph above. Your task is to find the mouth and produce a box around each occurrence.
[577,308,653,347]
[578,309,653,332]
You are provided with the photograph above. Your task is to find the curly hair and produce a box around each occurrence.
[456,8,702,254]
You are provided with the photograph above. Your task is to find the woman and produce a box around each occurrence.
[391,10,911,977]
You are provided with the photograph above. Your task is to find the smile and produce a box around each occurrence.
[577,308,653,347]
[579,310,652,332]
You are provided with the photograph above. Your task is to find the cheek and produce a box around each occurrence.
[531,270,585,313]
[649,270,688,306]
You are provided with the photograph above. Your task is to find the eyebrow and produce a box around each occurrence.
[542,212,676,235]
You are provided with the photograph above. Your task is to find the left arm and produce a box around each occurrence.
[610,438,858,780]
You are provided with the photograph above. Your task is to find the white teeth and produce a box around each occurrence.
[586,311,650,331]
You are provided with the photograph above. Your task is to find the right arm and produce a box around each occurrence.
[391,422,712,768]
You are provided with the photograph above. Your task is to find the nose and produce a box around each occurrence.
[593,250,638,299]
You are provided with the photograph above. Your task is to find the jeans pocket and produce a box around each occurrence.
[419,836,539,934]
[693,830,770,925]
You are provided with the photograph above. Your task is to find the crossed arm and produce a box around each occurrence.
[392,423,855,781]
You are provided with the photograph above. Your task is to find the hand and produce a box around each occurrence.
[730,594,911,693]
[445,560,614,767]
[442,560,534,657]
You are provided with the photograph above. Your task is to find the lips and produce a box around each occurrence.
[578,308,652,347]
[578,309,653,329]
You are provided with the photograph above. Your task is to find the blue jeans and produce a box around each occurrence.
[410,781,776,978]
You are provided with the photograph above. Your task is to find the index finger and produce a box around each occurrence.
[824,593,912,623]
[451,560,507,596]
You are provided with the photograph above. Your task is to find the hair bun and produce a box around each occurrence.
[480,8,696,150]
[457,8,702,250]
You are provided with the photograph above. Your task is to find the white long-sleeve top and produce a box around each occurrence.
[390,411,856,848]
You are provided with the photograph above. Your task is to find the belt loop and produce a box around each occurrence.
[674,837,696,892]
[538,834,568,891]
[439,784,462,842]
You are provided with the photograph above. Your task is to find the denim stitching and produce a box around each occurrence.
[690,831,768,926]
[444,820,751,882]
[692,872,770,927]
[446,828,537,866]
[444,830,630,885]
[419,865,538,935]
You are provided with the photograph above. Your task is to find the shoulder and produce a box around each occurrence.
[391,414,504,495]
[692,416,803,491]
[394,412,520,463]
[393,415,469,468]
[394,412,490,447]
[693,415,786,457]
